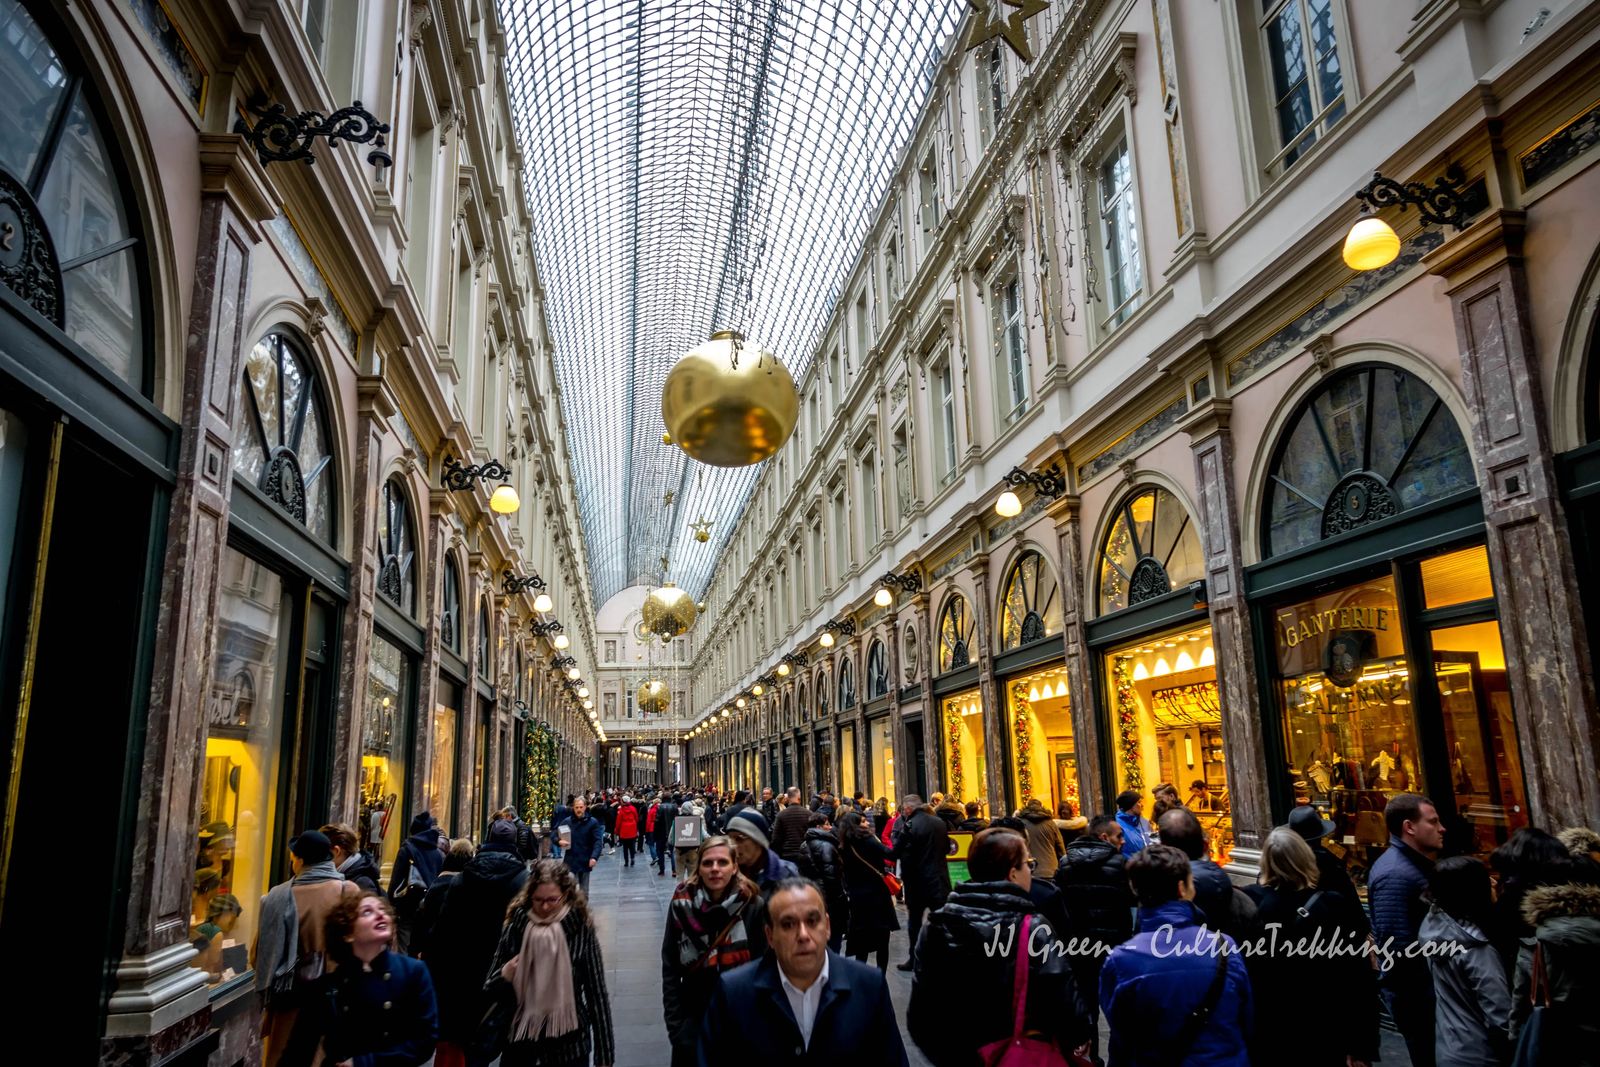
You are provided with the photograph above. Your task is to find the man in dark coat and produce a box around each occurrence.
[550,795,573,859]
[387,812,445,952]
[759,787,779,825]
[1368,793,1444,1067]
[1156,807,1255,942]
[653,792,680,877]
[725,809,800,892]
[1055,814,1135,1064]
[796,814,848,950]
[563,795,606,893]
[696,879,909,1067]
[771,787,813,862]
[421,833,528,1062]
[1287,805,1366,932]
[889,795,952,971]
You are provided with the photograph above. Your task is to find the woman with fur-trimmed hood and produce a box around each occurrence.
[1509,858,1600,1061]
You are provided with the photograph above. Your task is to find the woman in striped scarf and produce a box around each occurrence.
[660,835,770,1067]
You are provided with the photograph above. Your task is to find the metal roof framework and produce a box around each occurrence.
[499,0,966,604]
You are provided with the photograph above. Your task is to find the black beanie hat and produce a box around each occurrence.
[290,829,332,864]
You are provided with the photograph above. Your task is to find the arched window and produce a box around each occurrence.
[838,658,856,710]
[0,1,150,392]
[937,594,975,672]
[866,640,888,699]
[999,550,1062,649]
[1098,487,1204,615]
[476,599,491,678]
[816,671,829,719]
[1264,365,1474,556]
[514,647,524,701]
[377,478,416,615]
[233,332,335,543]
[441,557,463,653]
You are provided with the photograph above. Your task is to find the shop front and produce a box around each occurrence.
[1248,364,1528,880]
[814,728,833,794]
[838,723,859,799]
[868,713,897,806]
[940,687,987,814]
[994,549,1069,817]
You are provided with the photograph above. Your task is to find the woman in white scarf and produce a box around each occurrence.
[483,860,614,1067]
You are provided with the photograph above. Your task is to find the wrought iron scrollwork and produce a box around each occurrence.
[443,456,513,491]
[235,96,393,168]
[0,167,63,326]
[262,447,308,522]
[377,558,403,603]
[502,569,547,595]
[1127,556,1172,605]
[1354,165,1477,231]
[1003,463,1067,501]
[1322,472,1399,538]
[949,638,970,669]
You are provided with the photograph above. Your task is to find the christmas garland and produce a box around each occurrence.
[1012,683,1033,803]
[945,705,965,801]
[522,724,559,822]
[1113,655,1144,791]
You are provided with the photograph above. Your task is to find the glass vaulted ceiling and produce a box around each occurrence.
[500,0,966,605]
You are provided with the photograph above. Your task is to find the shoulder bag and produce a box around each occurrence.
[848,838,901,896]
[977,914,1080,1067]
[1160,935,1231,1063]
[1512,941,1564,1067]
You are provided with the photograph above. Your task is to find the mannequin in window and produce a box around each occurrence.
[1371,749,1396,787]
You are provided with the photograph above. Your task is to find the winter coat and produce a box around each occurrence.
[696,950,909,1067]
[759,798,779,824]
[1310,842,1365,932]
[1054,816,1088,846]
[956,817,990,833]
[1368,837,1434,949]
[562,814,605,873]
[551,803,571,832]
[408,870,457,959]
[661,886,770,1053]
[839,833,899,942]
[908,881,1091,1066]
[1100,900,1253,1067]
[485,902,614,1067]
[1190,856,1256,943]
[1243,882,1377,1066]
[338,850,383,894]
[797,827,849,927]
[1419,904,1510,1067]
[1017,805,1067,880]
[771,803,813,862]
[654,801,679,843]
[1053,836,1135,957]
[513,816,536,861]
[1510,879,1600,1061]
[279,949,438,1067]
[388,828,445,901]
[421,850,530,1043]
[617,803,640,840]
[934,803,965,833]
[747,848,800,894]
[1114,811,1150,857]
[890,808,953,906]
[647,804,659,835]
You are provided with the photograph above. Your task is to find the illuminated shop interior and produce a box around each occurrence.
[1005,665,1078,817]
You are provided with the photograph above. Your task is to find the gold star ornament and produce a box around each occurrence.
[965,0,1050,64]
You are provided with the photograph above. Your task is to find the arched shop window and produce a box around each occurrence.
[937,594,975,672]
[476,598,491,679]
[441,557,462,653]
[1000,550,1062,649]
[838,657,856,710]
[815,672,828,719]
[1264,365,1474,557]
[1098,487,1204,615]
[377,478,416,615]
[866,640,888,699]
[233,332,336,544]
[0,0,151,393]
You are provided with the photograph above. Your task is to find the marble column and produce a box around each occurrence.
[969,552,1007,813]
[1184,398,1271,867]
[1427,211,1600,829]
[104,135,276,1053]
[909,591,937,795]
[1046,495,1107,814]
[884,613,905,799]
[416,491,453,822]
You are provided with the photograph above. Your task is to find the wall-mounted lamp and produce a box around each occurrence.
[443,455,520,514]
[995,463,1066,518]
[1342,165,1478,271]
[502,569,554,612]
[235,94,392,168]
[818,618,857,648]
[874,570,922,607]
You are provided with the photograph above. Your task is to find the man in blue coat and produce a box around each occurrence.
[1367,792,1443,1067]
[1100,844,1252,1067]
[697,878,908,1066]
[563,795,605,893]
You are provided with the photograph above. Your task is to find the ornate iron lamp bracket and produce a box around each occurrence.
[1004,463,1066,499]
[822,618,857,639]
[234,95,392,168]
[878,570,922,596]
[443,455,513,492]
[529,619,564,638]
[502,569,547,596]
[1354,165,1477,230]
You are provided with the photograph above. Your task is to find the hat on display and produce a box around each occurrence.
[1288,805,1335,842]
[724,810,771,851]
[290,829,333,864]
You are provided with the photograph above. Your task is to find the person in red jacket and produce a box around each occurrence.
[616,795,641,868]
[646,799,660,868]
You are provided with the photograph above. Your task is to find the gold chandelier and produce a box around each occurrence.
[641,581,696,638]
[661,331,798,467]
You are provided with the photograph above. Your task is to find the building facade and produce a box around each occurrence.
[0,0,600,1062]
[686,0,1600,892]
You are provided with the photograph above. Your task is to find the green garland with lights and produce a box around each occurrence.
[522,723,558,822]
[1012,683,1033,803]
[1113,655,1144,791]
[945,705,965,801]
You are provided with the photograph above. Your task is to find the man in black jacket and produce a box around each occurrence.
[889,795,952,971]
[797,813,848,950]
[770,787,813,862]
[1156,806,1255,942]
[1287,804,1365,929]
[1054,814,1134,1065]
[653,793,679,878]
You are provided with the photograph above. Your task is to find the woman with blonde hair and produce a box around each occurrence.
[660,835,768,1067]
[481,860,613,1067]
[1243,825,1376,1067]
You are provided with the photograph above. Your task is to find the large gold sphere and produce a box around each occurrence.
[637,679,670,715]
[661,331,798,467]
[641,582,696,638]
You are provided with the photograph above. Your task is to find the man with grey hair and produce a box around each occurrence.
[889,794,951,971]
[771,785,812,862]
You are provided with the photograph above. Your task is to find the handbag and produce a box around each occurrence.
[1512,942,1563,1067]
[848,839,903,897]
[977,915,1077,1067]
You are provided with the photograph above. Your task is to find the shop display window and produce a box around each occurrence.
[1000,551,1062,650]
[1105,622,1230,861]
[1098,488,1204,615]
[840,724,858,798]
[1429,620,1527,855]
[941,689,987,812]
[938,594,975,671]
[1005,665,1076,817]
[428,679,462,833]
[869,717,896,805]
[192,547,288,986]
[361,633,410,879]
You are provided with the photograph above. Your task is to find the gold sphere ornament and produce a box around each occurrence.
[637,679,670,715]
[661,331,798,467]
[641,582,696,638]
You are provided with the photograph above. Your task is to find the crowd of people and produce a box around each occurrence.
[241,780,1600,1067]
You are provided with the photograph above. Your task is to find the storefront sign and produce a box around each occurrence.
[1277,605,1391,650]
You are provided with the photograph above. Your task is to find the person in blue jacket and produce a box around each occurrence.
[563,795,606,894]
[1113,791,1150,858]
[1100,843,1252,1067]
[1367,792,1444,1067]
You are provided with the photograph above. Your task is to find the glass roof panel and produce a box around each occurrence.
[500,0,965,604]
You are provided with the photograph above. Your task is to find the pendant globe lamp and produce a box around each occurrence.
[642,582,696,638]
[1342,213,1401,271]
[661,331,798,467]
